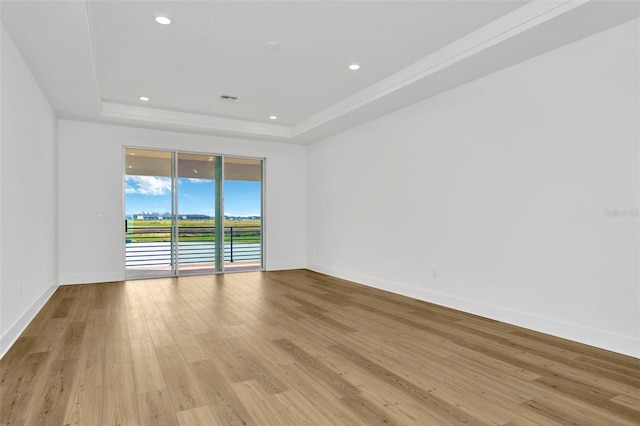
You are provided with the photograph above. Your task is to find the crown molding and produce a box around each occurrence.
[293,0,585,137]
[100,102,294,138]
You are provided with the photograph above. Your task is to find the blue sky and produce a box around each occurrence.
[125,176,261,216]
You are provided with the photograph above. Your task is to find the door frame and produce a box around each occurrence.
[123,146,265,278]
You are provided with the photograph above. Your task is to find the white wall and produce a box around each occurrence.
[58,121,306,284]
[307,19,640,357]
[1,24,59,356]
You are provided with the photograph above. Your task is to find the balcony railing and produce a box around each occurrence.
[125,225,261,268]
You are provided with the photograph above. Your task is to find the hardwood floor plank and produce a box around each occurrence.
[51,297,75,319]
[24,358,76,426]
[273,389,347,426]
[576,355,640,380]
[446,319,640,389]
[1,270,638,425]
[155,345,206,412]
[230,380,293,425]
[84,307,108,337]
[176,405,219,426]
[265,300,305,320]
[198,335,254,384]
[104,318,131,365]
[133,282,177,348]
[273,363,364,425]
[62,384,103,426]
[19,290,67,337]
[129,342,167,394]
[188,358,255,426]
[304,313,357,334]
[27,318,69,355]
[127,310,167,394]
[233,324,297,366]
[0,352,50,426]
[326,354,481,425]
[272,339,361,398]
[0,337,37,387]
[329,342,487,425]
[610,393,640,410]
[137,389,179,426]
[67,286,92,323]
[510,330,638,369]
[331,348,524,425]
[102,362,139,426]
[223,337,288,394]
[58,321,86,361]
[163,316,210,363]
[62,319,106,426]
[520,398,625,426]
[339,394,401,425]
[533,374,640,423]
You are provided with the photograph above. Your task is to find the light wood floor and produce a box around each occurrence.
[1,270,638,425]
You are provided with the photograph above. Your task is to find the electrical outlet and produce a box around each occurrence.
[19,283,22,296]
[432,269,438,279]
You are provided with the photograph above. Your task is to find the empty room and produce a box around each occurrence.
[1,1,638,425]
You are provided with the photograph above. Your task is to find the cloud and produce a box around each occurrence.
[187,178,209,183]
[125,176,171,195]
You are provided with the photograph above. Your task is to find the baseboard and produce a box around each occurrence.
[0,281,58,359]
[266,262,306,271]
[306,263,639,358]
[62,268,305,283]
[59,272,124,285]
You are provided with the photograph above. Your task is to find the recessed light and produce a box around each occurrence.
[154,15,171,25]
[265,41,279,50]
[348,64,360,71]
[130,153,135,156]
[269,115,278,120]
[139,96,150,102]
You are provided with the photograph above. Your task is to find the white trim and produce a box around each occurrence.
[0,281,58,359]
[306,263,640,359]
[294,0,584,137]
[267,262,306,272]
[101,102,293,138]
[59,272,124,285]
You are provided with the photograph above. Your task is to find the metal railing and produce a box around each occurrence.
[125,225,261,267]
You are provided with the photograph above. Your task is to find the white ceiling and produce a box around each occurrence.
[1,1,638,144]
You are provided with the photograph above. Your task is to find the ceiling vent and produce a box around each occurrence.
[220,95,239,102]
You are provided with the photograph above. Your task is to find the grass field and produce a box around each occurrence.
[126,220,261,243]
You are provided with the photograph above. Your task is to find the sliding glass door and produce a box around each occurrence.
[124,149,175,278]
[176,153,219,275]
[224,157,263,270]
[124,148,262,279]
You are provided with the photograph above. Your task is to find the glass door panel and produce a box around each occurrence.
[124,149,263,278]
[124,148,174,278]
[176,153,218,275]
[223,157,263,271]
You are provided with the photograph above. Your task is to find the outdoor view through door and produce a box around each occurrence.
[124,148,263,278]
